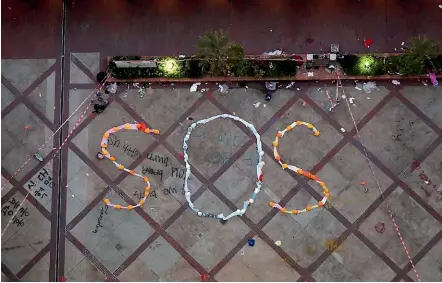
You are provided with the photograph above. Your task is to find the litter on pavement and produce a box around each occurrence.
[263,49,283,56]
[392,80,401,85]
[190,82,201,92]
[362,81,378,94]
[218,84,229,94]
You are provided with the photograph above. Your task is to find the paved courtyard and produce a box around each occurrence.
[1,53,442,281]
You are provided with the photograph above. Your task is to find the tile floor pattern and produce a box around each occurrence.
[1,54,442,281]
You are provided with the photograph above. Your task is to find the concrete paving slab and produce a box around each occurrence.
[313,254,361,282]
[359,198,423,267]
[20,254,50,282]
[158,256,200,282]
[65,257,106,282]
[262,97,342,170]
[215,254,262,282]
[70,62,94,84]
[338,234,395,281]
[305,209,347,245]
[167,100,248,179]
[118,258,159,282]
[359,97,438,175]
[401,85,442,126]
[3,60,442,281]
[72,102,156,180]
[26,71,56,123]
[384,188,442,251]
[1,84,15,111]
[64,240,86,275]
[138,236,181,279]
[120,87,203,131]
[238,237,300,281]
[166,209,209,251]
[1,104,53,180]
[72,53,100,76]
[214,88,295,129]
[1,59,55,93]
[287,229,324,268]
[1,176,14,198]
[404,144,442,214]
[407,251,442,282]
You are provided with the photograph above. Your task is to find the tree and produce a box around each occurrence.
[196,30,245,76]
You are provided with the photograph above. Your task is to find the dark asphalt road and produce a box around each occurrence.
[2,0,442,58]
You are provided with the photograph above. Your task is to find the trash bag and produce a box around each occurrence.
[362,81,378,94]
[107,83,117,94]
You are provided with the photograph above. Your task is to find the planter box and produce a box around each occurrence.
[106,53,442,83]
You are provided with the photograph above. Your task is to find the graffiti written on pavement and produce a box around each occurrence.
[92,205,109,233]
[26,168,54,200]
[133,184,185,200]
[108,133,170,167]
[142,166,164,181]
[1,198,30,228]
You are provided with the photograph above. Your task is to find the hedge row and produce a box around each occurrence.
[338,54,442,76]
[109,57,298,79]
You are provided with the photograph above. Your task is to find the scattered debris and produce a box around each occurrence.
[253,102,262,108]
[263,104,267,108]
[422,80,428,86]
[190,82,201,92]
[138,87,146,98]
[179,152,185,160]
[367,97,371,99]
[362,81,378,94]
[340,127,346,133]
[360,181,367,186]
[286,82,295,89]
[72,194,75,198]
[188,117,194,121]
[401,41,405,46]
[201,274,210,281]
[392,80,401,85]
[107,83,118,94]
[275,240,282,246]
[375,222,386,234]
[24,125,30,130]
[296,88,300,91]
[307,72,314,77]
[32,153,44,162]
[178,55,186,58]
[39,92,42,97]
[349,97,355,104]
[248,239,255,247]
[364,187,369,193]
[302,101,307,107]
[263,49,283,56]
[96,152,104,160]
[364,38,373,48]
[439,4,442,9]
[218,83,229,94]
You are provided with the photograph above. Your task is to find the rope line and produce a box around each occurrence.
[338,74,421,281]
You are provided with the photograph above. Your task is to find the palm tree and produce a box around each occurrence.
[196,30,245,76]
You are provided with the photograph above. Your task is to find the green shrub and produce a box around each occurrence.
[338,55,385,75]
